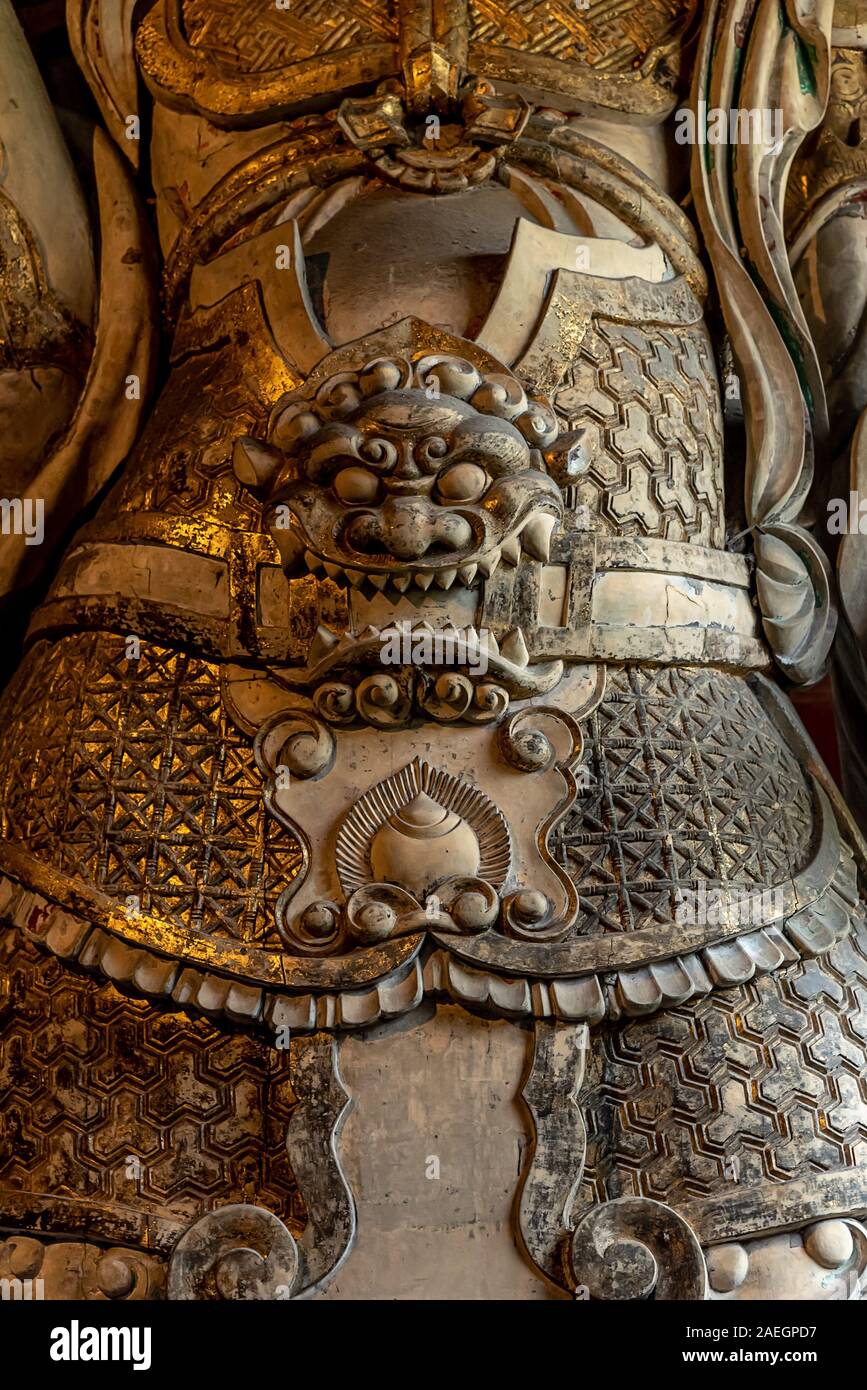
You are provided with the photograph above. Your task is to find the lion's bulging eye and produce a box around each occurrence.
[436,463,488,503]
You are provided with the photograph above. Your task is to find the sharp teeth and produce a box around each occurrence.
[323,562,343,581]
[501,626,529,667]
[522,513,557,563]
[304,550,323,573]
[500,535,521,566]
[345,569,365,589]
[369,574,389,591]
[271,528,306,573]
[309,624,339,663]
[477,550,501,579]
[415,573,434,591]
[479,630,499,656]
[457,564,478,588]
[392,574,412,593]
[435,568,457,590]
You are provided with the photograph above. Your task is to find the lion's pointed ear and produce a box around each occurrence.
[232,436,283,494]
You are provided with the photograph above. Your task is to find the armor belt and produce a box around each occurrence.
[31,527,766,669]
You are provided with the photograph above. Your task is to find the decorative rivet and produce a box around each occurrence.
[804,1220,854,1270]
[300,903,339,939]
[354,902,398,942]
[96,1253,136,1300]
[512,889,548,925]
[706,1243,749,1292]
[452,891,498,931]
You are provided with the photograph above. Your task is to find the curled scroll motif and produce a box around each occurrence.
[498,704,583,774]
[691,0,836,683]
[294,622,562,723]
[312,682,357,726]
[497,707,584,940]
[344,878,498,945]
[570,1196,708,1301]
[168,1205,300,1301]
[703,1220,867,1299]
[310,669,512,728]
[754,526,836,683]
[418,671,509,724]
[313,674,414,729]
[256,711,335,782]
[0,1234,165,1301]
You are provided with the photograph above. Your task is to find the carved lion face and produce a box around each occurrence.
[235,353,563,594]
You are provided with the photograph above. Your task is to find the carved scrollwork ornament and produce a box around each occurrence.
[569,1197,709,1301]
[498,707,583,776]
[311,682,356,726]
[285,900,345,956]
[168,1206,300,1302]
[276,719,335,781]
[418,671,510,724]
[256,711,335,783]
[355,673,414,728]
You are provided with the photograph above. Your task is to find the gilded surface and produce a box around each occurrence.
[137,0,694,120]
[467,0,695,71]
[787,46,867,236]
[2,0,867,1303]
[0,634,300,945]
[0,934,304,1234]
[182,0,395,68]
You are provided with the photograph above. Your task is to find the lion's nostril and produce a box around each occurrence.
[345,512,382,550]
[435,514,473,549]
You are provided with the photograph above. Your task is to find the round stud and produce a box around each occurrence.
[300,902,339,939]
[804,1220,854,1270]
[511,889,548,926]
[96,1253,136,1300]
[452,890,498,931]
[7,1236,43,1280]
[706,1243,749,1293]
[508,728,554,771]
[354,902,398,943]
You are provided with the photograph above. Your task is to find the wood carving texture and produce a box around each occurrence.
[0,633,301,947]
[0,933,305,1236]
